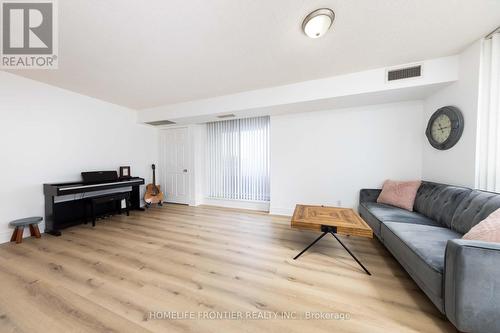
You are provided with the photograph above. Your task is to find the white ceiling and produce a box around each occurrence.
[7,0,500,110]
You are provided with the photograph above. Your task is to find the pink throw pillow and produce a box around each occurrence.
[377,180,421,211]
[463,208,500,243]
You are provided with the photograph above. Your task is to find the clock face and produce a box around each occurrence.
[431,114,452,143]
[425,106,464,150]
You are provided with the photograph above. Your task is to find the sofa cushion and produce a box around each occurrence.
[377,179,421,211]
[358,202,439,240]
[359,203,383,238]
[381,222,462,312]
[414,182,472,228]
[462,208,500,243]
[452,190,500,234]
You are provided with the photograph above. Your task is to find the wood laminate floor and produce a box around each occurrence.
[0,204,455,333]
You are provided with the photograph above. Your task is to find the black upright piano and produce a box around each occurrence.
[44,171,145,236]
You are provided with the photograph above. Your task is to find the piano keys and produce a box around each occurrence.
[44,171,145,236]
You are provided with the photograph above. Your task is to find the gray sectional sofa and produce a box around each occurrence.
[358,181,500,333]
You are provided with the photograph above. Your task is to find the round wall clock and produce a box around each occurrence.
[425,106,464,150]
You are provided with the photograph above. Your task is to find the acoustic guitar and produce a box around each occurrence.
[144,164,164,207]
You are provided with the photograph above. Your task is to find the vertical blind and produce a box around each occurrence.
[477,33,500,192]
[206,116,270,201]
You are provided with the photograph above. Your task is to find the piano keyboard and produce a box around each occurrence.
[58,179,142,192]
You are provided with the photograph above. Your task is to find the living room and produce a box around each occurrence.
[0,1,499,332]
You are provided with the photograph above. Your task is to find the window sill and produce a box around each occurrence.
[202,197,270,212]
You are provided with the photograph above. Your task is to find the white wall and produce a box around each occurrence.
[269,101,424,216]
[0,72,158,243]
[422,41,482,187]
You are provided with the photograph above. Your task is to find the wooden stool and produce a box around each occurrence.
[9,217,43,244]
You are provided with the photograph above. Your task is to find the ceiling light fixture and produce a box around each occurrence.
[302,8,335,39]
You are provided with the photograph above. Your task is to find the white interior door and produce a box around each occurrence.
[160,127,190,204]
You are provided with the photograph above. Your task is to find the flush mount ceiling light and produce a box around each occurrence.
[302,8,335,39]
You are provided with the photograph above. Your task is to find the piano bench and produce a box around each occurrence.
[9,216,43,244]
[84,192,131,227]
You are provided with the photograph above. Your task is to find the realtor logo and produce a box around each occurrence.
[1,0,58,69]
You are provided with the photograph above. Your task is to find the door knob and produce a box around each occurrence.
[183,169,188,173]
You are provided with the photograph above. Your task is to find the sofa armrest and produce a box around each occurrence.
[445,239,500,333]
[359,189,381,204]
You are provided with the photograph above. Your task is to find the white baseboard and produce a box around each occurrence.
[203,198,270,212]
[0,230,12,244]
[269,207,294,216]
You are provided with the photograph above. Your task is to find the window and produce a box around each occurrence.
[206,116,270,201]
[477,33,500,192]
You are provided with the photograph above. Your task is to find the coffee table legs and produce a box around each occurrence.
[293,232,328,260]
[293,232,371,275]
[330,232,371,275]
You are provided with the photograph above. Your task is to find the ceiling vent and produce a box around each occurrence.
[217,114,236,119]
[387,65,422,81]
[145,120,176,126]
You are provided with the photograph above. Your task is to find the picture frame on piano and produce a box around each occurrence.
[119,166,131,179]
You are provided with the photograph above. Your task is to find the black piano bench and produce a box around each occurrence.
[9,217,43,244]
[84,192,131,227]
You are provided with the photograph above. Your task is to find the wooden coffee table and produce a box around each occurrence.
[291,204,373,275]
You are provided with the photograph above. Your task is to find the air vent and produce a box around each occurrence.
[145,120,176,126]
[387,65,422,81]
[217,114,236,119]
